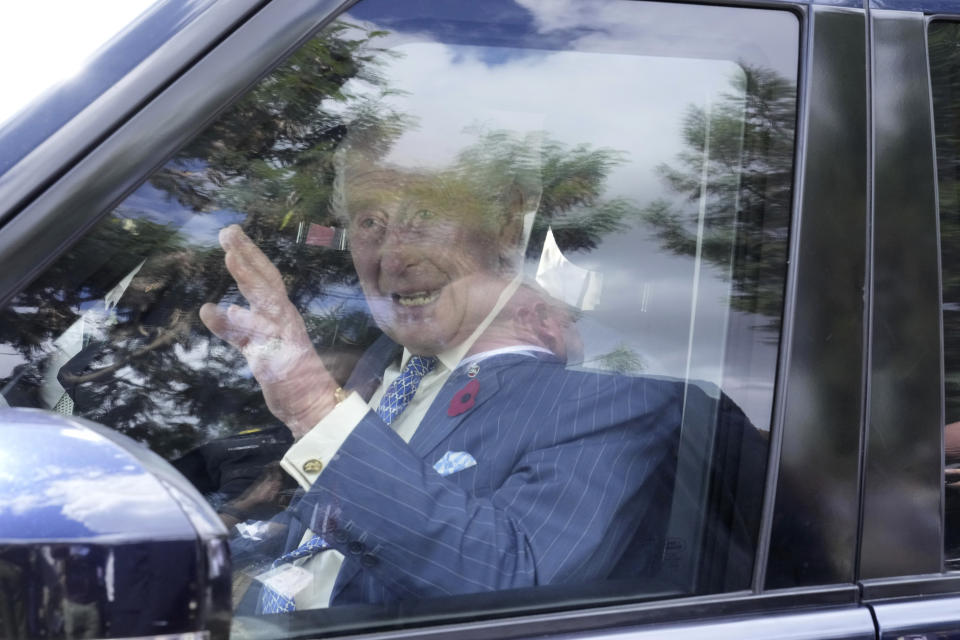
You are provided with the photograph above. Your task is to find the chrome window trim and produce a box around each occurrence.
[113,633,209,640]
[539,607,875,640]
[861,573,960,600]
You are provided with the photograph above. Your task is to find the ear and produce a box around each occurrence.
[531,302,562,355]
[497,184,527,267]
[498,214,524,256]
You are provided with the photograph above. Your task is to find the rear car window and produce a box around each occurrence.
[930,19,960,570]
[0,0,799,632]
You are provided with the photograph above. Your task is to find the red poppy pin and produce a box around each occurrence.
[448,378,480,416]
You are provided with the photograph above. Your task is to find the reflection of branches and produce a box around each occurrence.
[60,25,400,458]
[453,128,638,260]
[153,22,411,226]
[110,377,164,393]
[59,310,193,385]
[584,344,646,375]
[641,64,796,324]
[0,21,409,462]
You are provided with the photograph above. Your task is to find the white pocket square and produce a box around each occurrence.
[433,450,477,476]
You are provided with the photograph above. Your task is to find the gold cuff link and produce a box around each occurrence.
[302,459,324,474]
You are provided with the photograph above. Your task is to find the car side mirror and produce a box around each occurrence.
[0,408,231,640]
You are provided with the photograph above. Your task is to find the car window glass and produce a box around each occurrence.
[0,0,798,631]
[930,19,960,570]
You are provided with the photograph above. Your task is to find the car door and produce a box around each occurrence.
[861,0,960,637]
[0,0,901,638]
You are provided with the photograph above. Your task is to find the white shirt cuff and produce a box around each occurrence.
[279,392,369,490]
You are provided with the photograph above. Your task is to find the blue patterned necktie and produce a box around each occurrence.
[258,535,330,613]
[259,355,437,613]
[376,355,438,425]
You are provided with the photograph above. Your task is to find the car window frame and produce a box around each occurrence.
[0,0,272,231]
[860,6,960,631]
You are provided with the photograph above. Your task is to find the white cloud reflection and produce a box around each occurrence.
[348,32,779,426]
[0,469,191,537]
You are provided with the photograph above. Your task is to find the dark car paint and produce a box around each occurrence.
[764,4,868,591]
[1,0,960,638]
[862,8,944,580]
[0,0,272,233]
[0,408,231,639]
[0,0,221,181]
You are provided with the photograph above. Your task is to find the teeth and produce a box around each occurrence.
[395,290,440,306]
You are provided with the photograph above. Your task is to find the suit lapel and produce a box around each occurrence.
[408,354,540,458]
[331,359,513,605]
[331,350,562,603]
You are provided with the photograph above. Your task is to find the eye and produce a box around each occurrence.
[350,214,386,244]
[414,209,435,220]
[355,214,385,231]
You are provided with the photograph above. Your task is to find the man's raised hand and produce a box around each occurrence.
[199,225,337,439]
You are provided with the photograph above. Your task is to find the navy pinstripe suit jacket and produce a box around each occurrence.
[270,335,684,606]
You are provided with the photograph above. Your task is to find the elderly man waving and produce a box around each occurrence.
[200,151,683,611]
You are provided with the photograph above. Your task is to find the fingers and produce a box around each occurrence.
[219,225,286,314]
[199,302,231,343]
[201,226,338,433]
[205,302,309,385]
[199,302,274,350]
[219,225,279,283]
[202,226,309,361]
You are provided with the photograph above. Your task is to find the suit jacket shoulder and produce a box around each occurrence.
[295,349,684,605]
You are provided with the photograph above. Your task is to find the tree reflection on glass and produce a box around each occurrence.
[642,64,797,325]
[0,22,402,459]
[0,22,638,473]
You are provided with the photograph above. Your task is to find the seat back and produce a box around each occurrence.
[659,384,768,593]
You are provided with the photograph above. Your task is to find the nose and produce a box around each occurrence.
[378,224,422,276]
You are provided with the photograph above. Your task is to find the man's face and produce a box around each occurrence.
[346,169,509,355]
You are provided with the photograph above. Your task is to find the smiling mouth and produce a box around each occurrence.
[393,290,441,307]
